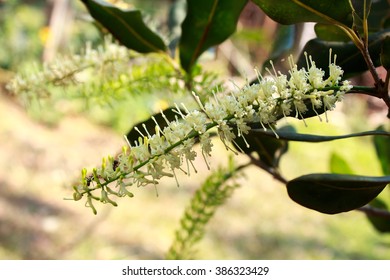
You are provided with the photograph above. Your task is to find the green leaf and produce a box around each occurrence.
[167,0,187,53]
[287,173,390,214]
[251,128,390,143]
[252,0,353,26]
[126,108,177,144]
[267,25,296,61]
[234,125,294,168]
[179,0,248,72]
[349,0,388,33]
[261,25,296,74]
[365,198,390,233]
[368,0,390,32]
[373,125,390,175]
[81,0,166,53]
[349,0,372,34]
[297,29,390,78]
[368,0,390,31]
[329,153,354,174]
[314,23,351,42]
[380,35,390,70]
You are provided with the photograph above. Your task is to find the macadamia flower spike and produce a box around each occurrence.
[72,50,353,214]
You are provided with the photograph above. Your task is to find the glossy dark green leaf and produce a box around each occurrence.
[329,153,354,174]
[350,0,372,21]
[350,0,388,33]
[366,0,389,31]
[368,0,390,32]
[81,0,166,53]
[126,108,177,144]
[349,0,372,34]
[373,125,390,175]
[297,29,390,78]
[261,25,296,75]
[179,0,248,72]
[252,0,353,26]
[267,25,296,61]
[167,0,187,54]
[380,35,390,70]
[287,173,390,214]
[251,128,390,143]
[314,24,351,42]
[233,125,294,168]
[365,198,390,233]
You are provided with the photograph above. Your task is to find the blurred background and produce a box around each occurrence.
[0,0,390,259]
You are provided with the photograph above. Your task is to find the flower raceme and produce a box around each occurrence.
[7,37,131,102]
[72,52,353,214]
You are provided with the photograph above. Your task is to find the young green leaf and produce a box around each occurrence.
[380,35,390,70]
[287,173,390,214]
[349,0,372,35]
[373,125,390,175]
[252,0,353,26]
[261,25,296,74]
[365,198,390,233]
[167,0,187,54]
[314,23,351,42]
[268,25,296,60]
[329,153,354,174]
[81,0,166,53]
[179,0,248,72]
[367,0,390,31]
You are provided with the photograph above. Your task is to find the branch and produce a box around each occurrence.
[357,205,390,219]
[248,154,288,184]
[346,86,379,98]
[361,44,382,86]
[347,80,390,117]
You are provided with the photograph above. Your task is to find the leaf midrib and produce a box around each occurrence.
[188,0,219,70]
[97,3,164,53]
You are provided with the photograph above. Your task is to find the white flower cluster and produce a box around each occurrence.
[72,52,353,214]
[7,37,130,102]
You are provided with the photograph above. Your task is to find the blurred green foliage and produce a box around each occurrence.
[0,0,45,69]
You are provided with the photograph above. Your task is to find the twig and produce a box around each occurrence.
[248,154,288,184]
[357,205,390,219]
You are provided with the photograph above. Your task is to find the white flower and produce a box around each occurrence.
[235,118,251,137]
[204,101,227,122]
[184,110,208,134]
[340,80,353,92]
[308,64,326,88]
[130,137,151,162]
[218,120,236,145]
[200,132,213,157]
[323,94,337,110]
